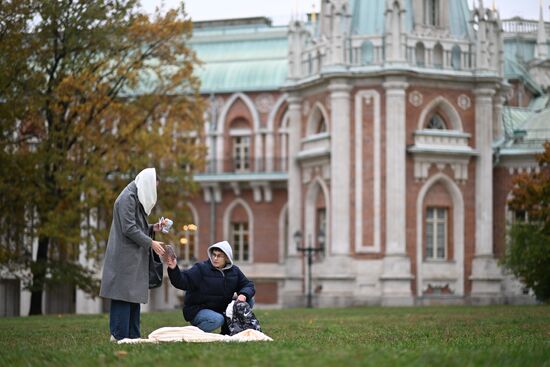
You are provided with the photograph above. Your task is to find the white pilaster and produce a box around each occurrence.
[355,90,382,253]
[474,88,495,257]
[287,95,302,256]
[266,131,274,171]
[383,78,408,256]
[329,80,352,255]
[380,78,413,305]
[471,87,502,301]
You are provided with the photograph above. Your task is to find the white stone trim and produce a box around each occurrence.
[201,183,221,203]
[416,173,465,296]
[474,88,495,258]
[229,182,241,196]
[266,94,288,132]
[223,198,254,263]
[278,203,288,264]
[228,128,252,137]
[279,111,290,172]
[417,96,464,131]
[355,90,382,253]
[305,176,331,254]
[383,79,408,255]
[266,94,288,172]
[287,95,303,257]
[329,80,352,255]
[216,93,261,172]
[412,154,472,182]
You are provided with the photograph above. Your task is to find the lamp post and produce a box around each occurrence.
[294,229,326,308]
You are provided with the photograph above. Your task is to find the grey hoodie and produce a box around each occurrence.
[208,241,234,270]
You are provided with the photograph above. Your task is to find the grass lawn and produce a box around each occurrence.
[0,305,549,367]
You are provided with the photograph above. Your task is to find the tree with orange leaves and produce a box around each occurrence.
[0,1,205,315]
[503,141,550,302]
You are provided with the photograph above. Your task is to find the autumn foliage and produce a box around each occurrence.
[503,142,550,302]
[0,0,205,314]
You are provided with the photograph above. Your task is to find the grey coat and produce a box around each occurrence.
[99,181,153,304]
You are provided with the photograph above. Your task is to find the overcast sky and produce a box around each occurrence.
[140,0,544,24]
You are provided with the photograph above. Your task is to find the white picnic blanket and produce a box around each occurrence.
[117,326,273,344]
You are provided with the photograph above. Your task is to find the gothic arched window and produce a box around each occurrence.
[426,113,447,130]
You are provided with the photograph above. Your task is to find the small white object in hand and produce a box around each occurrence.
[225,300,235,319]
[160,217,173,233]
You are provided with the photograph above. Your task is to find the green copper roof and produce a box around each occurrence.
[190,26,288,93]
[504,57,543,94]
[349,0,471,38]
[501,105,550,151]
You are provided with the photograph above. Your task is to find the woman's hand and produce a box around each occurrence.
[153,218,166,232]
[152,240,165,257]
[166,256,177,269]
[237,294,247,302]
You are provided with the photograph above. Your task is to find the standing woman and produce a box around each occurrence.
[100,167,166,341]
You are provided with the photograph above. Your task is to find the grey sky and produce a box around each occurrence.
[140,0,544,24]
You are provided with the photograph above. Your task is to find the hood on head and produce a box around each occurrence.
[134,168,157,215]
[208,241,233,270]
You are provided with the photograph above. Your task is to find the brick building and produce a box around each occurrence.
[3,0,550,316]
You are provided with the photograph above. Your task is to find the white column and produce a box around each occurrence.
[384,79,408,256]
[380,77,413,306]
[329,80,352,255]
[254,130,263,172]
[266,131,274,172]
[470,87,502,302]
[287,95,302,256]
[474,88,495,257]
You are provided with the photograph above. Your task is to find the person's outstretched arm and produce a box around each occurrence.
[166,258,201,291]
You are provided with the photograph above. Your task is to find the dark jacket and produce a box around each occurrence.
[167,260,255,322]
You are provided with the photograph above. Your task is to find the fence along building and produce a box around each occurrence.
[3,0,550,316]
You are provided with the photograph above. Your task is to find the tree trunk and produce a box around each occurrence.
[29,235,49,315]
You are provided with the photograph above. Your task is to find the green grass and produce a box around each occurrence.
[0,306,549,367]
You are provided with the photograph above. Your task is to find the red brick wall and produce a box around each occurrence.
[254,282,278,304]
[350,86,386,259]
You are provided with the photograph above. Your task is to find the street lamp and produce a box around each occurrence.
[294,229,326,308]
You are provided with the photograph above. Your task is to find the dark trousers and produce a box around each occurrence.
[109,299,140,340]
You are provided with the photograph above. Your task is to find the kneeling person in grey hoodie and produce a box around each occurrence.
[166,240,255,333]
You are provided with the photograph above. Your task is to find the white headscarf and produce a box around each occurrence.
[134,168,157,215]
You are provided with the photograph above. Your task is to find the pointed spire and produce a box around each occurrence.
[535,0,548,59]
